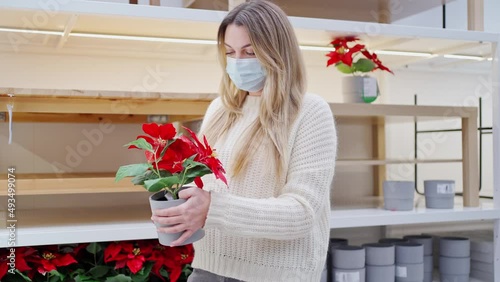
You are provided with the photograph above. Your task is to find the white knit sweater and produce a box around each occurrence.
[192,94,337,282]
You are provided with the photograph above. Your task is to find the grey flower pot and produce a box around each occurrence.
[333,245,366,269]
[333,267,366,282]
[395,242,424,264]
[366,265,395,282]
[342,76,378,104]
[383,181,415,211]
[440,237,470,258]
[149,190,205,246]
[379,238,409,245]
[395,262,424,282]
[424,180,455,209]
[423,271,432,282]
[439,256,470,275]
[403,235,433,256]
[423,255,433,275]
[440,274,470,282]
[363,243,395,266]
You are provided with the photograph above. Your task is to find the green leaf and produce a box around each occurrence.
[88,265,111,278]
[336,62,355,74]
[144,176,181,192]
[48,270,64,282]
[159,268,170,279]
[86,242,102,255]
[14,270,32,282]
[123,138,154,152]
[115,163,150,182]
[105,274,133,282]
[352,58,375,73]
[74,274,98,282]
[131,262,153,282]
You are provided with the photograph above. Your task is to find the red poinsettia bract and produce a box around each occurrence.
[148,243,194,282]
[104,241,153,274]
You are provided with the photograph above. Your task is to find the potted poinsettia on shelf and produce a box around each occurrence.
[326,36,393,103]
[115,123,227,246]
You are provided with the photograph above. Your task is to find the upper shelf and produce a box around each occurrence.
[0,1,496,71]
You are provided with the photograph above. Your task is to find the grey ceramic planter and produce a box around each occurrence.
[363,243,395,266]
[395,242,424,264]
[333,267,366,282]
[366,265,395,282]
[423,255,433,275]
[383,181,415,211]
[439,256,470,275]
[379,238,409,245]
[440,237,470,258]
[424,180,455,209]
[423,271,432,282]
[149,190,205,246]
[403,235,433,256]
[440,274,470,282]
[333,245,365,269]
[395,262,424,282]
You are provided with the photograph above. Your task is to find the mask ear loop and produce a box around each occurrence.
[7,94,14,144]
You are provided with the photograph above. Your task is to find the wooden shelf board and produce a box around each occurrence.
[331,103,476,118]
[0,174,146,196]
[1,112,203,123]
[337,158,463,166]
[0,197,498,247]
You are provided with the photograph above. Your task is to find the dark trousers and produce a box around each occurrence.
[187,268,244,282]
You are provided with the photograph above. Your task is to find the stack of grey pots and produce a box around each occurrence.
[403,235,433,282]
[395,242,424,282]
[439,237,470,282]
[363,243,395,282]
[424,180,455,209]
[326,238,349,282]
[333,245,366,282]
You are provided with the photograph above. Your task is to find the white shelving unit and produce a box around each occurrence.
[0,1,499,280]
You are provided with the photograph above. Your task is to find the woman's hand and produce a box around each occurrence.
[151,187,211,246]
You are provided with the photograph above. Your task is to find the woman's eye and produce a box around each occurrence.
[246,51,256,56]
[226,51,235,55]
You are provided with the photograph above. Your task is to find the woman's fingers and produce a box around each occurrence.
[151,214,183,226]
[170,230,194,246]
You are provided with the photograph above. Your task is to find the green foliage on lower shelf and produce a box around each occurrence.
[1,239,193,282]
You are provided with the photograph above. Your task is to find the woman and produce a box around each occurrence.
[152,1,337,281]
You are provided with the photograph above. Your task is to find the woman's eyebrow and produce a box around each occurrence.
[224,43,252,48]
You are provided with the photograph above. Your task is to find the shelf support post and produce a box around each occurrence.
[373,116,386,196]
[491,38,500,282]
[462,109,480,207]
[467,0,484,31]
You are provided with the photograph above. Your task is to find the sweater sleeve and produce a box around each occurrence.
[205,96,337,240]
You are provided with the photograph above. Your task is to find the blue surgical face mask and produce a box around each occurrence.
[226,57,266,92]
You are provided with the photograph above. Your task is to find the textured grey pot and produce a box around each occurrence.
[363,243,395,266]
[379,238,409,245]
[366,265,395,282]
[333,267,366,282]
[395,242,424,264]
[333,245,366,269]
[423,271,432,282]
[395,263,424,282]
[149,190,205,246]
[439,256,470,275]
[424,180,455,209]
[440,274,470,282]
[423,255,433,275]
[440,237,470,258]
[342,76,378,104]
[383,181,415,211]
[403,235,433,256]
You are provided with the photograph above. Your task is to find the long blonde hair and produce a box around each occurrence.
[201,0,307,178]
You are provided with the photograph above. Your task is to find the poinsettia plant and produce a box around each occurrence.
[326,36,393,75]
[115,123,227,200]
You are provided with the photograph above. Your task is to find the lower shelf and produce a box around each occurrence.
[0,197,499,248]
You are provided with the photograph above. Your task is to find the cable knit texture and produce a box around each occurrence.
[192,93,337,282]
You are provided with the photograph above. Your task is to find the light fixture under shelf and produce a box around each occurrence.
[0,27,494,62]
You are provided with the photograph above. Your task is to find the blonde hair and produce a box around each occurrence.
[201,0,307,178]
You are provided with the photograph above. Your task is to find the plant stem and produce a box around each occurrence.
[151,147,162,178]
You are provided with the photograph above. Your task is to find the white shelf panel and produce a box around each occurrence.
[331,198,500,229]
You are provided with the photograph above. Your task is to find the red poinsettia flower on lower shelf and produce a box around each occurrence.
[104,241,153,274]
[148,243,194,282]
[0,247,37,280]
[34,250,78,275]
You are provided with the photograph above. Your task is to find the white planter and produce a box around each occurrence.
[383,181,415,211]
[342,76,379,104]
